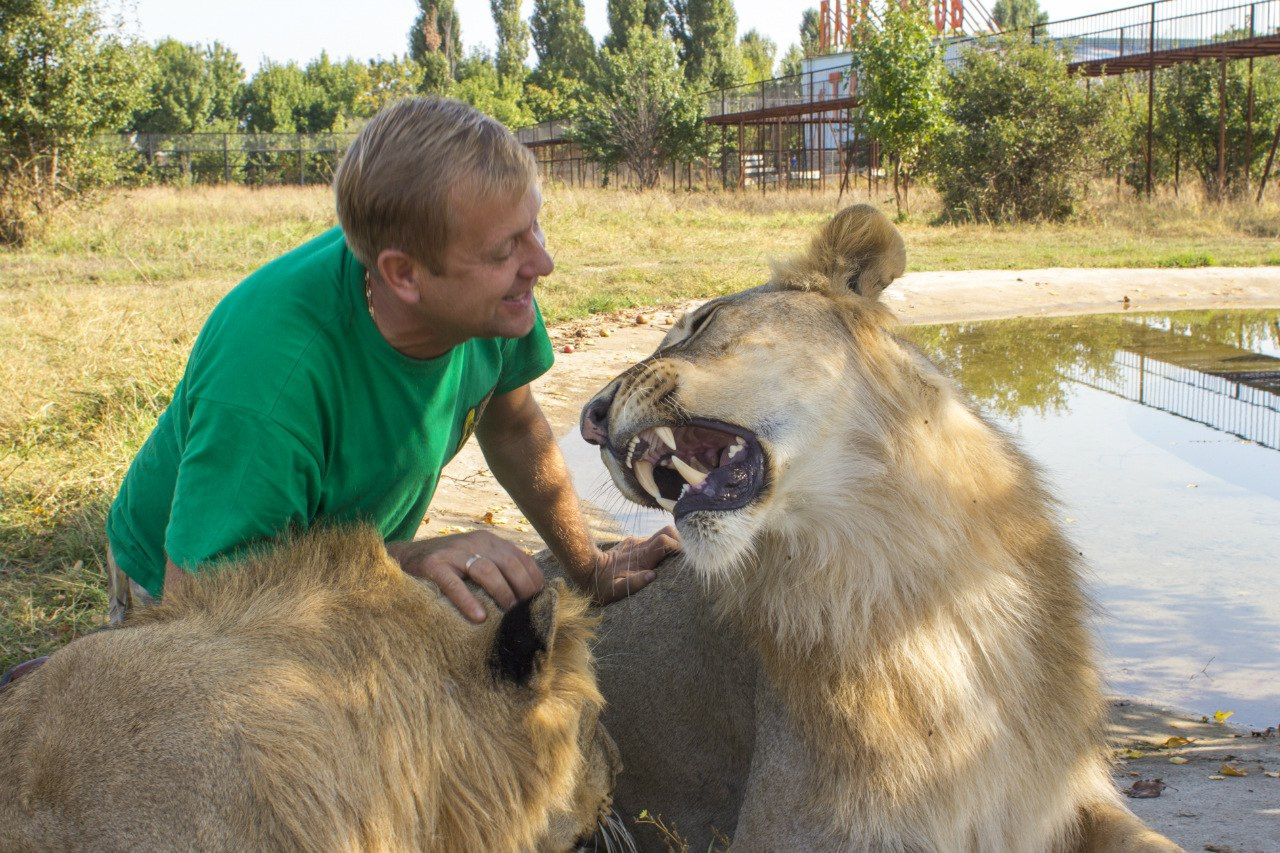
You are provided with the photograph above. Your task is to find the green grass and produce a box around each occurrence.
[2,183,1279,670]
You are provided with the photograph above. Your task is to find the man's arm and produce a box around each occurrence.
[475,384,678,603]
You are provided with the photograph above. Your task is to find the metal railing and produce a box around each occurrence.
[955,0,1280,70]
[1065,343,1280,451]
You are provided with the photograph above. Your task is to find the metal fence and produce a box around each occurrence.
[1065,345,1280,450]
[93,131,359,186]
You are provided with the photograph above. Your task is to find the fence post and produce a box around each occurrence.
[223,133,230,184]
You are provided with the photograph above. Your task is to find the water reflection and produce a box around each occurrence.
[903,310,1280,728]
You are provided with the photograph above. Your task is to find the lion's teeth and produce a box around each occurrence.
[728,438,746,461]
[656,496,677,512]
[669,455,708,487]
[653,426,678,452]
[626,435,640,468]
[634,459,663,504]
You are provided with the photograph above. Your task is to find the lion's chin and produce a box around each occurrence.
[672,507,762,581]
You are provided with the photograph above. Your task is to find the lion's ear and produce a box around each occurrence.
[792,204,906,300]
[489,585,558,687]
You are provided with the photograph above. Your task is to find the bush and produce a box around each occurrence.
[0,0,149,245]
[928,36,1097,222]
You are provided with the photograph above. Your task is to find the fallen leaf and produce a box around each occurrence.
[1219,764,1248,777]
[479,512,496,525]
[1118,749,1146,759]
[1208,775,1226,780]
[635,314,651,325]
[1213,710,1235,724]
[1125,779,1166,798]
[1264,771,1279,778]
[1169,757,1189,765]
[1161,736,1193,748]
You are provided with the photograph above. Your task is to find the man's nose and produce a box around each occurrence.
[522,241,554,280]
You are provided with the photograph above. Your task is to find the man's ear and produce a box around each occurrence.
[375,248,424,305]
[489,585,558,687]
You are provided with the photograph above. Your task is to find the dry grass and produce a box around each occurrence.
[1,183,1278,670]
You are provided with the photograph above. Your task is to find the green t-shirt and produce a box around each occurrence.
[106,226,554,597]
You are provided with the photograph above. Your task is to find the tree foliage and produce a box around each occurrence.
[452,51,531,129]
[531,0,596,85]
[490,0,529,85]
[0,0,149,244]
[739,29,777,84]
[853,2,949,214]
[1154,56,1280,198]
[800,7,821,55]
[409,0,461,79]
[605,0,666,52]
[929,37,1098,221]
[676,0,744,89]
[779,43,804,78]
[357,56,425,116]
[992,0,1048,32]
[569,25,712,188]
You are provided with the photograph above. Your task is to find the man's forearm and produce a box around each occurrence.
[478,407,598,588]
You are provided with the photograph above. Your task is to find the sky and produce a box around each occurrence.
[116,1,1129,75]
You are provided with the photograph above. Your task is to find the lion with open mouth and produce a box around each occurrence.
[573,205,1182,852]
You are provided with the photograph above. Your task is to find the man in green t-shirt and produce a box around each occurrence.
[102,96,679,625]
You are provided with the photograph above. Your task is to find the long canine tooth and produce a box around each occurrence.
[669,455,708,487]
[656,496,677,511]
[634,459,662,503]
[653,426,678,452]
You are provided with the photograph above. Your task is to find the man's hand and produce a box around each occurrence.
[386,531,543,623]
[582,525,680,605]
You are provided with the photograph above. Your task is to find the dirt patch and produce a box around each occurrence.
[426,269,1280,852]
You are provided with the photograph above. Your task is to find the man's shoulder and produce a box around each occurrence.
[184,226,360,406]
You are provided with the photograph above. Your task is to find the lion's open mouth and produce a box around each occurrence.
[615,419,765,518]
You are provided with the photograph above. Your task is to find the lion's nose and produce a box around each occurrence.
[580,393,612,446]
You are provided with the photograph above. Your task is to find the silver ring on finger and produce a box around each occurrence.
[464,553,483,571]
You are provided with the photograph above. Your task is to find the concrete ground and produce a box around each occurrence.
[427,266,1280,853]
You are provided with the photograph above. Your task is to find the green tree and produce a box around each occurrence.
[853,2,949,215]
[569,25,712,187]
[929,37,1098,221]
[357,56,426,117]
[800,7,820,55]
[1155,56,1280,199]
[606,0,667,51]
[132,39,213,133]
[779,43,804,78]
[680,0,744,89]
[739,29,776,83]
[530,0,597,85]
[206,42,245,127]
[992,0,1048,32]
[239,61,311,132]
[302,53,367,132]
[452,50,531,128]
[491,0,529,85]
[0,0,149,244]
[409,0,461,79]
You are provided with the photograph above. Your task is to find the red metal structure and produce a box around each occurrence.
[818,0,979,51]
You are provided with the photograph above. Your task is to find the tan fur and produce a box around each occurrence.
[573,205,1183,852]
[0,526,617,853]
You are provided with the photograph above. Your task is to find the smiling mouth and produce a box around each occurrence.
[615,419,765,518]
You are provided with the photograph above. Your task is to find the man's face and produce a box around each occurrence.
[413,184,554,346]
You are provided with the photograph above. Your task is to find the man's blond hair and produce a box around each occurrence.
[334,97,538,274]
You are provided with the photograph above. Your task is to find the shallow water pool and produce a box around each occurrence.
[562,309,1280,729]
